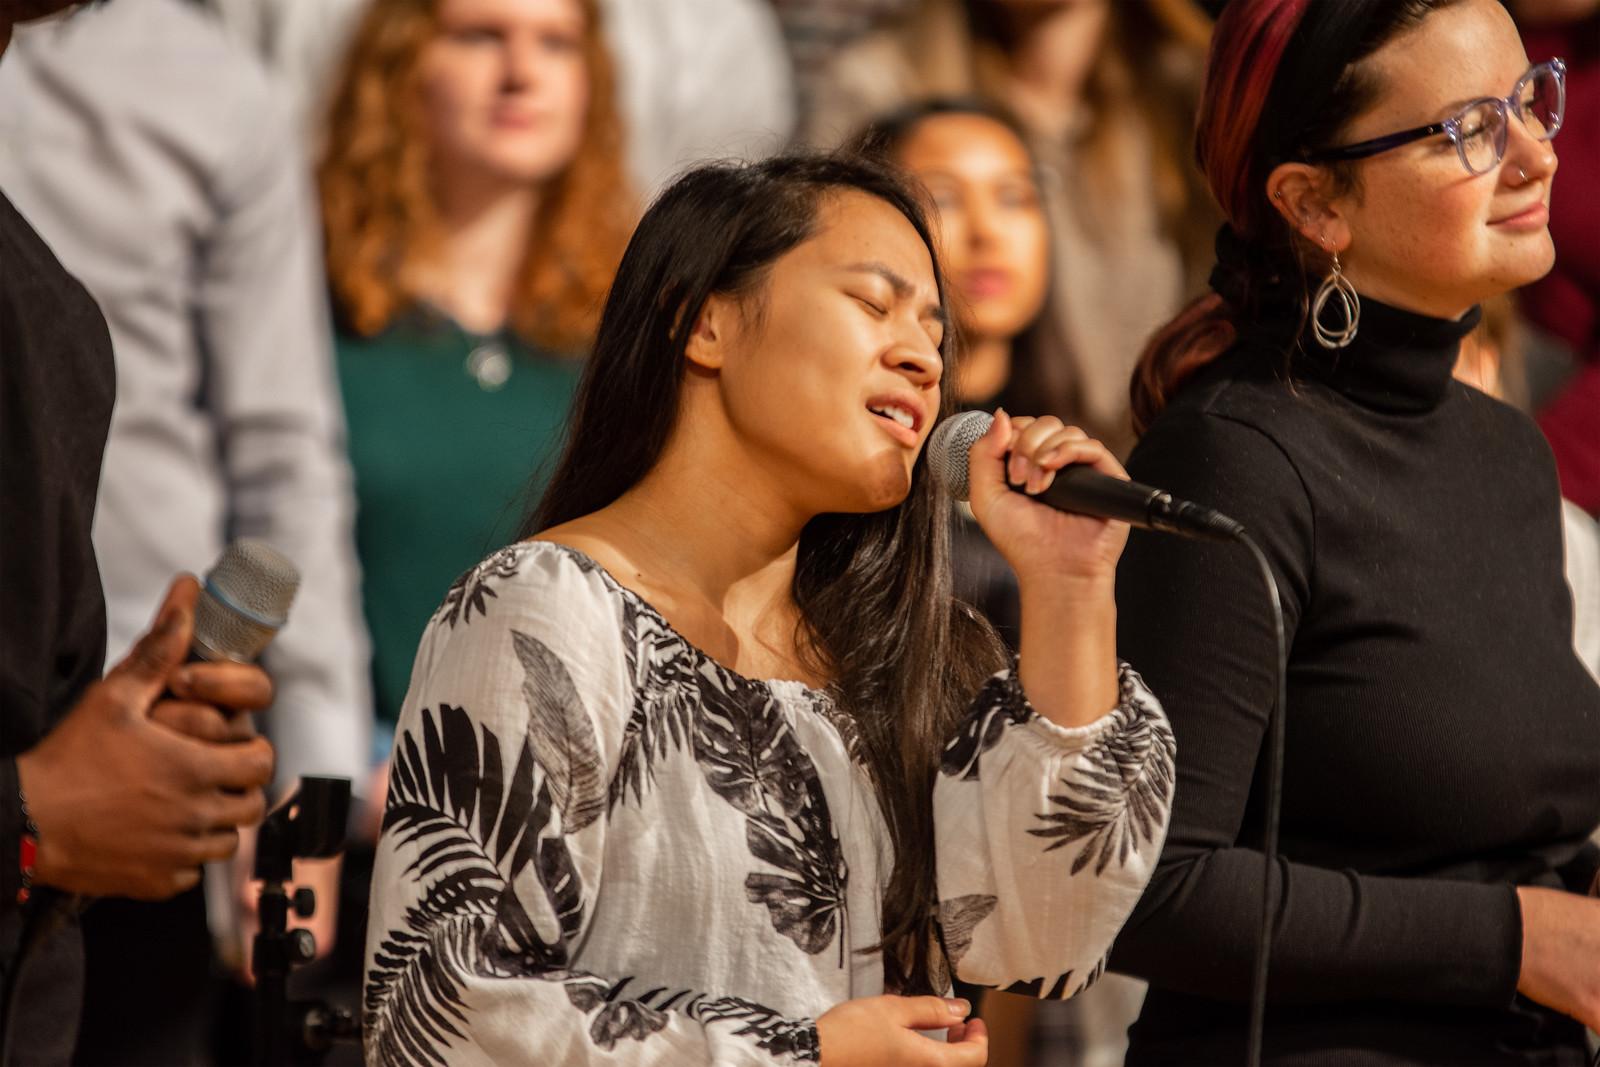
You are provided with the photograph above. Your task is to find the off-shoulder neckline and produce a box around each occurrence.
[518,539,837,703]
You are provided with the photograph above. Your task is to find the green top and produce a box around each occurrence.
[337,311,583,726]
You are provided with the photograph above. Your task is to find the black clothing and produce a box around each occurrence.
[952,513,1022,651]
[73,891,214,1066]
[0,191,114,1060]
[1109,297,1600,1065]
[950,396,1023,651]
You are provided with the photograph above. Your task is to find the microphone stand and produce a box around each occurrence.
[251,776,356,1066]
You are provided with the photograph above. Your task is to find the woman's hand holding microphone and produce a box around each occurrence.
[965,410,1130,729]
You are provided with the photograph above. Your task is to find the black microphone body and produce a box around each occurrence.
[926,410,1245,541]
[1027,465,1246,541]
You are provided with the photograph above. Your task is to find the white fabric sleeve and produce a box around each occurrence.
[363,546,820,1066]
[1563,500,1600,680]
[933,663,1173,998]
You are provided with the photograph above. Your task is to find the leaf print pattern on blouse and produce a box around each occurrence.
[563,977,821,1060]
[365,703,558,1065]
[1027,696,1176,876]
[512,629,605,833]
[564,978,672,1050]
[368,692,822,1065]
[1001,956,1106,1000]
[941,667,1033,781]
[365,543,1171,1063]
[438,545,525,628]
[609,599,704,810]
[942,663,1175,878]
[938,894,999,970]
[366,915,495,1067]
[694,665,850,965]
[584,572,852,964]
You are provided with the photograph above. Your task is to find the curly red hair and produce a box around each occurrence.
[318,0,634,353]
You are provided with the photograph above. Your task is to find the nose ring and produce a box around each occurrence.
[1518,167,1528,182]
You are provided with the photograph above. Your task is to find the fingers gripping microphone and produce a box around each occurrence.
[192,539,300,663]
[927,411,1245,541]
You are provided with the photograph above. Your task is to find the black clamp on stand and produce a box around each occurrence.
[252,776,357,1066]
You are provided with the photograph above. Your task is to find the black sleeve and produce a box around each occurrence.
[0,758,20,923]
[1107,410,1523,1007]
[0,192,113,945]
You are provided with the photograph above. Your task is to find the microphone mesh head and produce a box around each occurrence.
[193,539,300,663]
[926,410,994,503]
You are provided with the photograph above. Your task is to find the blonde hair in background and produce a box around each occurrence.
[318,0,634,353]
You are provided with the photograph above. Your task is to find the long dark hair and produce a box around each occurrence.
[1130,0,1465,433]
[524,155,1008,993]
[851,97,1078,423]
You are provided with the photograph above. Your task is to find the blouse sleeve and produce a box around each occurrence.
[932,656,1174,999]
[363,546,820,1067]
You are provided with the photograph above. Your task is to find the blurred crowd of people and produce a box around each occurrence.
[0,0,1594,1063]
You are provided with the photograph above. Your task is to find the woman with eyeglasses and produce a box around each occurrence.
[1103,1,1600,1064]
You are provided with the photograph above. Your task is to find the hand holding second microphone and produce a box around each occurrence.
[16,575,276,901]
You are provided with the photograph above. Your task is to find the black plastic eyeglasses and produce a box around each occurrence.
[1303,59,1566,176]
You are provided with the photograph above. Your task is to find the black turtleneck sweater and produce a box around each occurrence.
[1108,298,1600,1066]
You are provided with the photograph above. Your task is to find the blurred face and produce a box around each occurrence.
[896,114,1050,346]
[708,192,947,514]
[985,0,1110,94]
[418,0,589,187]
[1321,0,1558,316]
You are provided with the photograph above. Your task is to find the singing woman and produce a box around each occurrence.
[361,154,1174,1065]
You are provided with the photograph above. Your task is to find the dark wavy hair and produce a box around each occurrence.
[524,155,1009,993]
[1130,0,1466,433]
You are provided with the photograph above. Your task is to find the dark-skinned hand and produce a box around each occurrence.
[16,575,276,900]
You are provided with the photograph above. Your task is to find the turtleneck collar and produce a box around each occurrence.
[1239,294,1481,415]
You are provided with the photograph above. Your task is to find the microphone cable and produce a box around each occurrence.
[1228,528,1288,1067]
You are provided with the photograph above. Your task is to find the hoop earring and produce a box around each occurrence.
[1312,252,1359,349]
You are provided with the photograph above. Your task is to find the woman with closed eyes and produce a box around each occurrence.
[360,153,1176,1066]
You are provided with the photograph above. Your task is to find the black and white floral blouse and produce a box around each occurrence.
[363,541,1173,1066]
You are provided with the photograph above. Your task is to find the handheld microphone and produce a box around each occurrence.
[191,540,303,972]
[927,410,1245,541]
[192,539,300,664]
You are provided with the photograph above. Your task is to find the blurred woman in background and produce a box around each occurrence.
[856,99,1052,652]
[319,0,634,772]
[810,0,1216,454]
